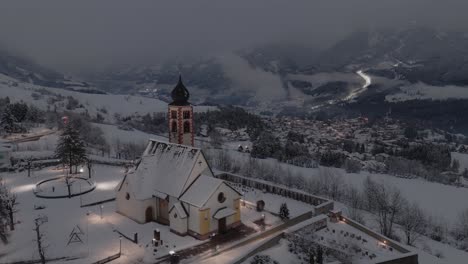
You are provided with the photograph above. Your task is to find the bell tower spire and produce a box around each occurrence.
[168,75,194,146]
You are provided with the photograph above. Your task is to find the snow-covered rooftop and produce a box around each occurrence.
[170,202,188,219]
[128,139,203,199]
[180,175,224,208]
[213,207,236,220]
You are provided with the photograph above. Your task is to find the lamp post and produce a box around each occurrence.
[119,235,122,255]
[100,205,104,219]
[86,211,91,257]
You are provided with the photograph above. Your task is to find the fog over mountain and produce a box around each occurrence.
[1,0,468,72]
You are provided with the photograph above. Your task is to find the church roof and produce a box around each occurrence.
[213,207,236,220]
[179,175,224,208]
[170,75,190,106]
[169,202,188,219]
[127,139,204,199]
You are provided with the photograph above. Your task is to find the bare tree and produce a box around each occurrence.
[0,178,18,231]
[453,208,468,244]
[319,168,344,201]
[363,176,405,238]
[209,128,224,149]
[399,202,426,245]
[216,150,232,172]
[33,215,48,264]
[346,186,365,224]
[25,156,33,177]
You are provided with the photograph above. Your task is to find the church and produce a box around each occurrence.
[116,76,242,240]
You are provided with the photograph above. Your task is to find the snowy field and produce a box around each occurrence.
[386,82,468,102]
[1,162,317,263]
[0,73,214,123]
[224,149,468,224]
[0,164,202,263]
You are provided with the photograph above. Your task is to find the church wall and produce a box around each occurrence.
[116,179,157,223]
[188,204,199,233]
[198,208,211,235]
[169,209,188,235]
[200,183,242,234]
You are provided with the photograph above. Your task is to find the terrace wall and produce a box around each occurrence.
[216,172,334,214]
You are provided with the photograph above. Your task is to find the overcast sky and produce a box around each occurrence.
[1,0,467,71]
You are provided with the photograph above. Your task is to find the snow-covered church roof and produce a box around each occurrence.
[126,139,208,200]
[180,175,224,208]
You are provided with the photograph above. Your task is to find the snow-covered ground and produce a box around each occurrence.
[0,73,214,123]
[0,164,206,263]
[386,82,468,102]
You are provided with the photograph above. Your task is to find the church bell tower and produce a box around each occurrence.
[168,75,194,146]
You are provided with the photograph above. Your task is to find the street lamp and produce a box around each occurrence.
[86,211,91,257]
[119,235,122,255]
[100,205,104,219]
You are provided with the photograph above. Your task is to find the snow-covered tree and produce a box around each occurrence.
[453,208,468,244]
[33,215,48,264]
[279,203,290,220]
[0,181,10,243]
[250,255,279,264]
[9,102,28,123]
[344,158,361,173]
[0,106,15,134]
[463,168,468,179]
[55,123,87,174]
[451,159,460,173]
[0,178,18,232]
[399,202,426,245]
[363,176,405,238]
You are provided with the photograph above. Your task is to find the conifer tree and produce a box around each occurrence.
[0,107,15,134]
[55,123,87,174]
[279,202,290,220]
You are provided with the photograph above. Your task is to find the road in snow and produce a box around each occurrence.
[343,70,372,101]
[310,70,372,110]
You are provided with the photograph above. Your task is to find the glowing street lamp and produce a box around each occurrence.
[119,235,122,255]
[100,205,104,219]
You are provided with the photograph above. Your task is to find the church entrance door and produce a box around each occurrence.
[157,198,169,225]
[145,207,153,222]
[218,217,227,234]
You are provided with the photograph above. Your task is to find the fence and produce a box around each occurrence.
[80,198,116,208]
[91,252,121,264]
[216,172,334,214]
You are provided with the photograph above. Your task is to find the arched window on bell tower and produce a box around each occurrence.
[171,121,178,132]
[183,121,191,133]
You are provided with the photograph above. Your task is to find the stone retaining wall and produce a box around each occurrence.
[216,172,334,214]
